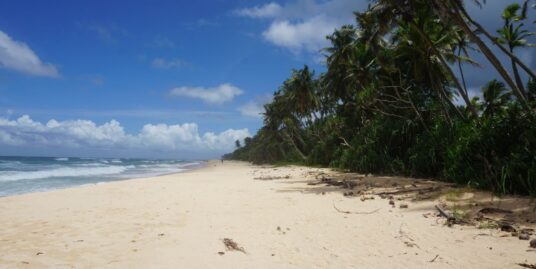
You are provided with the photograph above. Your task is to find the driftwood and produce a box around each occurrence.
[333,203,380,215]
[321,179,359,189]
[428,254,439,263]
[254,175,290,180]
[518,263,536,269]
[435,205,454,220]
[435,205,456,223]
[478,207,513,214]
[376,186,440,196]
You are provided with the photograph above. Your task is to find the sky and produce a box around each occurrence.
[0,0,534,159]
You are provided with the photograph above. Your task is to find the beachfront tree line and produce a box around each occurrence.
[225,0,536,195]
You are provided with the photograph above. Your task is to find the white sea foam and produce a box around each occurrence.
[0,166,128,182]
[55,157,69,161]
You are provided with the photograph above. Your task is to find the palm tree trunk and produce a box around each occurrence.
[457,49,470,100]
[431,0,529,108]
[430,74,455,125]
[455,2,536,81]
[282,129,306,160]
[409,22,477,118]
[510,47,526,95]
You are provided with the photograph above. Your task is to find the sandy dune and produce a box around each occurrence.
[0,161,534,268]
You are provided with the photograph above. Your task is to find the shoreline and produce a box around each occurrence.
[0,160,208,199]
[1,160,534,268]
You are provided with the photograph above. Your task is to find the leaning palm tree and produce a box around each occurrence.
[263,90,307,160]
[365,1,479,117]
[283,66,319,123]
[497,3,535,96]
[428,0,532,107]
[323,25,359,104]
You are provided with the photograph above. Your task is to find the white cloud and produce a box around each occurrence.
[263,15,336,52]
[0,30,59,77]
[0,115,250,154]
[151,58,185,69]
[234,0,364,53]
[238,95,272,118]
[234,2,282,18]
[238,102,265,118]
[169,83,244,104]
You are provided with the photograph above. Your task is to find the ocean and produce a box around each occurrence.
[0,156,204,197]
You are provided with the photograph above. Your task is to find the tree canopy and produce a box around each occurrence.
[225,0,536,196]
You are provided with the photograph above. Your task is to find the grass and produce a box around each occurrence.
[478,222,499,229]
[444,187,473,201]
[451,206,470,221]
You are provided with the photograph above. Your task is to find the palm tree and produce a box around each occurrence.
[452,29,479,114]
[451,0,536,81]
[429,0,532,108]
[481,80,512,118]
[263,90,307,160]
[323,25,359,104]
[497,3,535,96]
[283,66,319,123]
[366,1,478,118]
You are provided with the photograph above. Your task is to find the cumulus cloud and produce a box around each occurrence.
[263,15,337,52]
[0,115,250,154]
[238,102,265,118]
[234,0,365,53]
[151,58,185,69]
[234,2,282,18]
[238,95,272,118]
[169,83,244,104]
[0,30,59,77]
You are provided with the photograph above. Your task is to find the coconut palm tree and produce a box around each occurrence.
[497,3,535,96]
[283,66,319,123]
[428,0,531,108]
[323,25,359,104]
[481,80,512,118]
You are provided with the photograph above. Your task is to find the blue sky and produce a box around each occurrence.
[0,0,534,159]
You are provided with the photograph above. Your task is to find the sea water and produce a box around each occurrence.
[0,156,203,196]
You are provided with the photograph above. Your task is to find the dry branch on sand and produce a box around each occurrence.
[518,263,536,269]
[375,186,441,196]
[478,207,513,214]
[254,175,290,180]
[435,205,469,226]
[332,203,380,215]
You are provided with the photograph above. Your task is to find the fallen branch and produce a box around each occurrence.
[376,186,440,196]
[333,203,380,215]
[518,263,536,269]
[428,254,439,263]
[254,175,290,180]
[435,205,470,225]
[478,207,513,214]
[435,205,455,222]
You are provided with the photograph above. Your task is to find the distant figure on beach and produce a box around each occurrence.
[221,159,224,164]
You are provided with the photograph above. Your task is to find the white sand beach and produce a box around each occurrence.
[0,161,535,268]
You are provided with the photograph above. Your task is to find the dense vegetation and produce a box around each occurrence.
[225,0,536,195]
